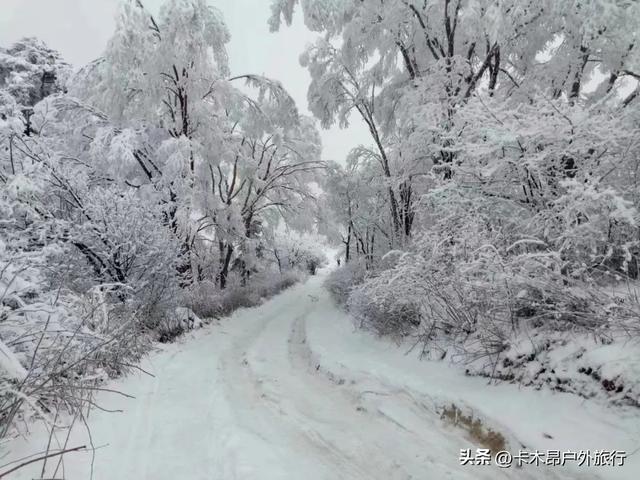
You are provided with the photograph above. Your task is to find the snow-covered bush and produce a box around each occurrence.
[538,181,639,280]
[186,270,302,319]
[251,270,302,298]
[152,307,203,343]
[341,172,640,373]
[184,280,221,319]
[0,253,154,437]
[323,260,367,306]
[348,284,422,338]
[69,187,182,330]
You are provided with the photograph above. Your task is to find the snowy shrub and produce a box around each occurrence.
[538,181,639,280]
[186,271,302,319]
[342,178,640,365]
[0,264,154,438]
[323,260,367,306]
[348,284,422,338]
[154,307,203,344]
[185,280,223,319]
[252,270,302,298]
[219,271,302,314]
[75,188,180,279]
[219,286,263,314]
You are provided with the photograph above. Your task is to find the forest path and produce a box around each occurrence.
[4,271,596,479]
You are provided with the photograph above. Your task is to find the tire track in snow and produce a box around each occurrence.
[216,290,371,479]
[216,277,490,479]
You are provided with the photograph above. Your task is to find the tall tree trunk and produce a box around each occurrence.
[399,180,414,238]
[274,248,283,274]
[345,222,352,263]
[217,242,233,290]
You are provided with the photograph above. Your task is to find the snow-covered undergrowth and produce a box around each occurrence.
[185,271,304,320]
[324,183,640,406]
[0,240,308,442]
[327,263,640,408]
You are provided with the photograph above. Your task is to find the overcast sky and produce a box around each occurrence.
[0,0,368,163]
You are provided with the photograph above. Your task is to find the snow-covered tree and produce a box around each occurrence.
[70,0,324,287]
[0,0,325,442]
[273,0,640,254]
[285,1,640,366]
[0,37,70,111]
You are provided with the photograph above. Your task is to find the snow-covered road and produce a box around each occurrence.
[4,272,637,479]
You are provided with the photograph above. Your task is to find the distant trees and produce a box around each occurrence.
[272,226,327,275]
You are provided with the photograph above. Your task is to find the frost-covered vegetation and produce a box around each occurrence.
[2,1,640,473]
[0,1,327,442]
[274,0,640,405]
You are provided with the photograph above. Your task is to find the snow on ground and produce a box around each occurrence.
[2,270,638,479]
[304,278,640,480]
